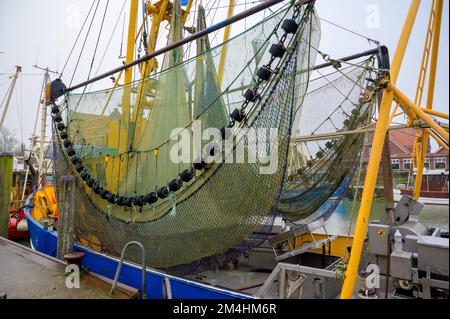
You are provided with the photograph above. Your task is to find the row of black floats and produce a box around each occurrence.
[193,14,300,176]
[51,6,302,209]
[226,11,300,134]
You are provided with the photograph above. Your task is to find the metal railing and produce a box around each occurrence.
[110,241,147,299]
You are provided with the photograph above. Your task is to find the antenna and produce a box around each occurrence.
[35,47,40,66]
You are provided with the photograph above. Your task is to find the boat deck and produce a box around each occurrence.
[188,262,273,297]
[0,237,137,299]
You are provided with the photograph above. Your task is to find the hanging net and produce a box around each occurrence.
[53,2,321,271]
[278,59,378,222]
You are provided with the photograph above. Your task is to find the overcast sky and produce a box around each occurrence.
[0,0,448,150]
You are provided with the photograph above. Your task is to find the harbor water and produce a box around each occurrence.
[325,199,449,235]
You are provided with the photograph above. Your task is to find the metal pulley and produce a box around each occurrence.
[359,90,375,104]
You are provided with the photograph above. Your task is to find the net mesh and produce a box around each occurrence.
[279,60,378,222]
[54,3,321,270]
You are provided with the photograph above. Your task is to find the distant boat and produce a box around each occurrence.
[8,157,32,239]
[394,169,449,206]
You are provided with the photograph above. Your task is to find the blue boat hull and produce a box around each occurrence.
[24,200,251,299]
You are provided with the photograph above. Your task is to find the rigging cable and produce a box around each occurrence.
[319,16,380,46]
[0,79,14,113]
[69,0,101,88]
[16,74,24,145]
[60,1,97,79]
[87,0,110,82]
[94,0,127,77]
[119,10,126,58]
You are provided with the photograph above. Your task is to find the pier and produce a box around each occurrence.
[0,237,137,299]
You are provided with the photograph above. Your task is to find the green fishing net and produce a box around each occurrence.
[55,2,320,269]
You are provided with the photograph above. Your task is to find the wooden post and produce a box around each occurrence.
[57,175,76,260]
[0,152,13,238]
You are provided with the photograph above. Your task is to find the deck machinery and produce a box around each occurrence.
[250,194,448,299]
[365,195,448,299]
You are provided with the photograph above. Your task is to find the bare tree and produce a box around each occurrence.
[0,127,19,154]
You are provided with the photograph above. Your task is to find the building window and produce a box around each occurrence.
[434,157,447,169]
[403,159,412,170]
[391,159,400,170]
[424,158,430,169]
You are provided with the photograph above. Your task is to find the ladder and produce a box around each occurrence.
[110,241,147,299]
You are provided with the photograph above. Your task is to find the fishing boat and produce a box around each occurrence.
[394,169,449,206]
[19,0,449,299]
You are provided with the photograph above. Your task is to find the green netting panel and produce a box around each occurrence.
[279,59,378,221]
[55,3,319,269]
[193,5,228,132]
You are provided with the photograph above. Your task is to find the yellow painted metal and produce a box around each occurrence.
[391,85,448,142]
[414,135,430,198]
[340,0,421,299]
[388,102,401,123]
[217,0,236,87]
[130,0,170,144]
[421,107,449,119]
[421,0,442,111]
[414,0,436,107]
[389,2,421,84]
[427,128,449,151]
[413,0,443,199]
[182,0,194,23]
[120,0,139,154]
[131,0,193,144]
[341,91,395,299]
[409,0,436,188]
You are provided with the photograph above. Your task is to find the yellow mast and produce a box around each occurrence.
[130,0,170,133]
[120,0,139,153]
[413,0,444,199]
[341,0,448,298]
[408,0,435,189]
[340,0,421,299]
[217,0,236,87]
[130,0,194,145]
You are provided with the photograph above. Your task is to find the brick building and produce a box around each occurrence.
[362,127,449,175]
